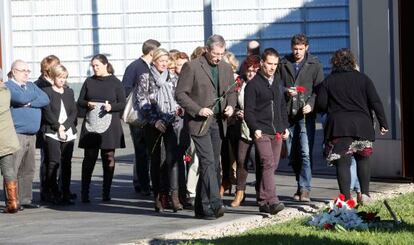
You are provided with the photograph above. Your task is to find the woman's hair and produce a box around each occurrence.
[330,48,357,72]
[40,55,60,78]
[191,46,206,60]
[152,48,169,62]
[223,52,239,72]
[242,55,261,73]
[91,54,114,74]
[172,52,189,62]
[49,64,69,80]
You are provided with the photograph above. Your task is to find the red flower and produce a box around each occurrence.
[296,86,306,93]
[275,132,282,141]
[323,223,333,230]
[338,193,346,201]
[183,155,192,163]
[337,202,343,208]
[234,76,243,92]
[346,199,356,209]
[366,212,377,221]
[358,147,373,157]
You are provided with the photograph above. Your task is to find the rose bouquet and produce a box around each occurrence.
[308,194,376,231]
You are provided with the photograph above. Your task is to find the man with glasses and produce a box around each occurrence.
[175,34,237,220]
[5,59,49,209]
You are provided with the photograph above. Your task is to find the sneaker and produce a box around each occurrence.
[269,203,285,215]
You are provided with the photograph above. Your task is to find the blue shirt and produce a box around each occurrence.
[5,80,50,134]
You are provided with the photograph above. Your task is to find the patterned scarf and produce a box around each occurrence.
[150,65,178,118]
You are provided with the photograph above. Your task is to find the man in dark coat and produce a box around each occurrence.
[175,34,237,220]
[277,33,324,202]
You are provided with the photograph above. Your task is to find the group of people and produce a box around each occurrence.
[0,33,388,220]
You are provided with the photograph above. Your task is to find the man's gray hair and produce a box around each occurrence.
[205,34,226,50]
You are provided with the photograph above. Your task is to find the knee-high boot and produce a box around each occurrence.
[102,166,115,201]
[81,162,94,203]
[4,180,19,213]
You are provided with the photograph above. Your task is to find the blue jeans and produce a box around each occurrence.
[286,116,315,192]
[350,157,361,192]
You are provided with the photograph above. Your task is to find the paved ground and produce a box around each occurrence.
[0,122,405,245]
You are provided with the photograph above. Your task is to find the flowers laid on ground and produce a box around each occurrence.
[308,194,380,231]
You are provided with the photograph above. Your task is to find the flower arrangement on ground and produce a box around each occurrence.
[308,194,380,231]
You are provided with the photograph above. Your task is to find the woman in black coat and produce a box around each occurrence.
[77,54,126,203]
[41,64,77,204]
[316,48,388,202]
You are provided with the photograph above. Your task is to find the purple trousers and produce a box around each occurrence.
[254,134,282,206]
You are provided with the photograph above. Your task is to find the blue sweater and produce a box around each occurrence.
[5,80,50,134]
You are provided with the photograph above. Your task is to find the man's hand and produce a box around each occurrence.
[282,128,290,140]
[224,106,234,117]
[236,110,244,120]
[254,129,262,139]
[155,120,166,133]
[198,108,213,117]
[303,104,312,114]
[287,87,297,96]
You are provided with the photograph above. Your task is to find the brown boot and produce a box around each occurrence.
[171,191,183,212]
[230,190,245,207]
[4,181,19,213]
[154,194,164,212]
[219,179,232,198]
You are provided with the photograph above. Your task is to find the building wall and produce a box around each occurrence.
[6,0,349,95]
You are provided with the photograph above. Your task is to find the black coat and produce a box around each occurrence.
[277,53,324,120]
[244,71,289,136]
[316,70,389,142]
[41,87,77,135]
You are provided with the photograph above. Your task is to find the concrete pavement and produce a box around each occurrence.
[0,122,405,245]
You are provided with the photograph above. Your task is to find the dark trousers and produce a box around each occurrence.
[44,137,74,197]
[81,148,115,197]
[335,154,371,200]
[236,139,254,191]
[144,124,180,195]
[192,119,223,215]
[220,123,240,184]
[130,125,150,192]
[254,134,282,206]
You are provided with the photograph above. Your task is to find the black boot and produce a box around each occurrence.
[102,166,115,202]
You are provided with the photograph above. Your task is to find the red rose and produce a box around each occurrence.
[346,199,356,209]
[338,193,346,201]
[337,202,343,208]
[275,132,282,141]
[296,86,306,93]
[323,223,333,230]
[366,212,377,221]
[183,155,192,163]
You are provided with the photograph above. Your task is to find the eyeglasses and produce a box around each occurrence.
[210,51,225,57]
[14,68,31,74]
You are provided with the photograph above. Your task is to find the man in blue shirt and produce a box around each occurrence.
[6,59,50,209]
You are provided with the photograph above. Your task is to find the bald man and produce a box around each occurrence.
[5,60,49,209]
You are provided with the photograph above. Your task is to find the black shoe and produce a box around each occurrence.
[259,204,270,213]
[214,205,226,218]
[21,203,40,209]
[195,212,217,220]
[141,189,151,196]
[60,198,75,205]
[134,186,141,193]
[102,196,111,202]
[269,203,285,215]
[81,194,90,203]
[69,193,77,200]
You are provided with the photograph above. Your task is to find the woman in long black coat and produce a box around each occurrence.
[316,48,388,203]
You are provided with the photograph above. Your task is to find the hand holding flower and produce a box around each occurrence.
[282,128,290,140]
[155,120,166,133]
[254,129,262,139]
[380,127,388,135]
[223,106,234,118]
[302,104,312,114]
[198,107,214,117]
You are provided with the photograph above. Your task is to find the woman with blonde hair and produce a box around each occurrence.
[41,64,77,204]
[134,48,187,212]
